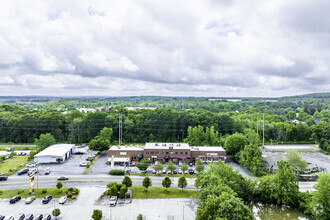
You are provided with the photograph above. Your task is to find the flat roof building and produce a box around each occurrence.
[34,144,75,164]
[108,143,226,164]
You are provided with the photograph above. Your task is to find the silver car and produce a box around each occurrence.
[25,196,36,204]
[109,196,117,207]
[59,196,67,204]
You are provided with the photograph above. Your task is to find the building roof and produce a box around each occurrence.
[109,145,144,151]
[191,146,225,151]
[145,143,190,150]
[34,144,75,158]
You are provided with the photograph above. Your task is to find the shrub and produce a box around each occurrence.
[0,190,3,195]
[75,189,80,195]
[67,193,72,198]
[72,196,76,199]
[119,184,127,199]
[42,190,47,194]
[68,187,74,192]
[109,169,125,175]
[52,208,61,217]
[137,214,143,220]
[92,209,102,220]
[72,191,76,195]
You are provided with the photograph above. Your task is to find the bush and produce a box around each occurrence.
[75,189,80,195]
[42,190,47,194]
[109,169,125,175]
[67,193,72,198]
[92,209,102,220]
[119,184,127,199]
[72,196,76,199]
[137,214,143,220]
[68,187,74,192]
[52,208,61,217]
[0,190,3,195]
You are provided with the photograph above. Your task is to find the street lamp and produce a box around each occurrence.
[53,199,57,220]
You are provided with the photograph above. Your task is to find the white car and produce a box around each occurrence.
[178,170,183,174]
[109,196,117,207]
[59,196,67,204]
[26,163,36,168]
[79,161,91,167]
[25,196,36,204]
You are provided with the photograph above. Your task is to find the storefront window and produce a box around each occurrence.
[151,152,154,155]
[185,152,188,155]
[180,152,183,155]
[146,152,149,155]
[156,152,159,155]
[175,152,178,155]
[161,152,164,155]
[166,152,169,155]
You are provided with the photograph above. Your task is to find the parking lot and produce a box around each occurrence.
[0,186,198,219]
[14,151,98,176]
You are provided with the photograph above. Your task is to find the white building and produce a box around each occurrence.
[34,144,75,164]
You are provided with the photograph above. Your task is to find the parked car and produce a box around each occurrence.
[178,170,183,174]
[173,170,178,174]
[152,170,157,174]
[17,152,23,156]
[188,169,195,175]
[0,176,8,181]
[59,196,67,204]
[24,214,33,220]
[0,215,4,220]
[57,176,69,180]
[25,196,36,204]
[109,196,118,207]
[79,161,91,167]
[28,169,37,176]
[42,214,51,220]
[9,196,21,204]
[42,195,52,204]
[86,155,95,161]
[34,214,43,220]
[44,167,50,175]
[26,163,36,168]
[16,213,25,220]
[4,216,14,220]
[167,170,172,174]
[162,169,167,174]
[18,168,29,175]
[5,147,14,152]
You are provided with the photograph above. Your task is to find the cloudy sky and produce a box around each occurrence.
[0,0,329,97]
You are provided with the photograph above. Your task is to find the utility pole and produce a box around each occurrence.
[263,113,265,147]
[119,114,122,145]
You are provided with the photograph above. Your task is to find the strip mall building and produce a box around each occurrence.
[107,143,226,164]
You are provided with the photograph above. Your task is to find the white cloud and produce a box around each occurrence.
[0,0,329,97]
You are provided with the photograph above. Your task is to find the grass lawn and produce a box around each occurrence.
[0,187,73,198]
[83,151,104,174]
[0,155,29,176]
[130,186,199,199]
[130,173,197,178]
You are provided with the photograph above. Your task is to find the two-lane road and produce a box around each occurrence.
[0,175,197,190]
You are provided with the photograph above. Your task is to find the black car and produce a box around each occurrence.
[188,169,195,175]
[0,215,4,220]
[57,176,69,180]
[24,214,34,220]
[9,196,21,204]
[0,176,8,181]
[42,195,52,204]
[42,214,51,220]
[28,169,37,176]
[173,170,178,174]
[34,214,43,220]
[18,168,29,175]
[17,213,25,220]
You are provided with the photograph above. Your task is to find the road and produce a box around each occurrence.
[0,174,316,192]
[0,175,197,190]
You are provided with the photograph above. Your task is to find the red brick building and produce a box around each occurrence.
[107,143,226,164]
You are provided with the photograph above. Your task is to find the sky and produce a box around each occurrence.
[0,0,329,97]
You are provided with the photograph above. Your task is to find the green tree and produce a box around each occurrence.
[119,184,127,199]
[56,181,63,190]
[273,160,300,207]
[92,209,102,220]
[153,162,164,174]
[180,162,188,174]
[166,161,176,173]
[136,159,149,172]
[311,171,330,220]
[224,133,247,156]
[122,175,132,187]
[137,214,143,220]
[142,177,152,192]
[162,176,172,192]
[195,158,204,173]
[52,208,61,218]
[100,127,113,142]
[88,135,110,151]
[178,176,187,191]
[286,150,308,172]
[238,144,263,176]
[35,133,56,151]
[109,184,118,197]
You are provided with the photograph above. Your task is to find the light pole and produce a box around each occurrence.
[53,199,57,220]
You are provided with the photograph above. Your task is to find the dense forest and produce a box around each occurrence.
[0,93,329,153]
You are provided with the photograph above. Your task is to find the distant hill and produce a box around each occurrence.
[280,92,330,99]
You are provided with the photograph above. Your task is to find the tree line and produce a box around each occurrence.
[0,105,329,153]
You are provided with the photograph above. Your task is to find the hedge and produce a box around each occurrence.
[109,169,125,175]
